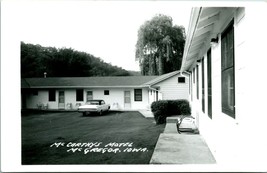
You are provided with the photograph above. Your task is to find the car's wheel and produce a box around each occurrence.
[83,112,87,116]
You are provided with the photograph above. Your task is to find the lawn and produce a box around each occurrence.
[21,111,165,164]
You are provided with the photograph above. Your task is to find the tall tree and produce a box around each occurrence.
[21,42,131,77]
[135,14,186,75]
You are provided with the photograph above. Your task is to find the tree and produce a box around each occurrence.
[135,14,186,75]
[21,42,131,78]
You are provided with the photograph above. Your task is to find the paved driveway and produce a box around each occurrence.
[22,111,165,164]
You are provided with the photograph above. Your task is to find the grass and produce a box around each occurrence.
[21,110,165,164]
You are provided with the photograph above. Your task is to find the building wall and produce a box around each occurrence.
[82,88,150,110]
[148,89,162,106]
[189,7,267,166]
[25,87,150,110]
[26,90,49,109]
[152,73,189,100]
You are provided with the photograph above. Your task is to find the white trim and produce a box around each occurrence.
[181,7,202,72]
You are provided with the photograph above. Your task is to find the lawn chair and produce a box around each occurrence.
[75,103,81,109]
[66,103,72,110]
[43,103,48,110]
[37,103,44,110]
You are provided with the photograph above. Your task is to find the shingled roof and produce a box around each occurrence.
[144,71,181,86]
[21,78,30,88]
[21,70,185,89]
[22,76,158,88]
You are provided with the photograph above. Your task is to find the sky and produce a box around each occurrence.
[3,0,192,71]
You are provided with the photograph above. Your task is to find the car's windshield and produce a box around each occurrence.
[86,101,100,105]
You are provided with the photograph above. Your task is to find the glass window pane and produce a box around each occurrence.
[49,89,56,101]
[134,89,142,101]
[221,38,227,70]
[76,89,84,101]
[222,68,234,112]
[87,91,93,101]
[221,20,235,118]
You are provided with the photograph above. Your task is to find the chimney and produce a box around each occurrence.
[44,72,47,78]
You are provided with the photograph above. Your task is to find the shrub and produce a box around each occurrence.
[151,100,168,124]
[151,99,191,124]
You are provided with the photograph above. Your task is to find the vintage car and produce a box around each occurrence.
[78,100,110,116]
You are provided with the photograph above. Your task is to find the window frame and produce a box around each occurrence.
[48,89,56,102]
[221,19,235,118]
[134,89,142,101]
[201,57,205,113]
[76,89,84,102]
[193,68,195,83]
[178,77,186,83]
[191,71,193,101]
[104,90,109,95]
[189,74,191,94]
[207,48,212,119]
[196,65,199,100]
[32,89,38,96]
[86,91,93,101]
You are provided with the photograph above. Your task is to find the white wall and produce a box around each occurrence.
[82,88,149,110]
[189,7,267,167]
[26,90,48,109]
[25,87,150,110]
[152,73,189,100]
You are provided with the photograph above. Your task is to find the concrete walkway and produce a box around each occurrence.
[150,133,216,164]
[149,117,216,164]
[139,110,154,119]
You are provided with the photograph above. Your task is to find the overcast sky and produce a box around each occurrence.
[3,1,192,71]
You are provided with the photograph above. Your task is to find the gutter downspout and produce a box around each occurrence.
[180,71,191,77]
[148,85,159,92]
[148,85,162,102]
[143,84,162,99]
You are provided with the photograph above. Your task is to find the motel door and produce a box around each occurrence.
[87,91,93,101]
[58,91,65,109]
[124,91,131,109]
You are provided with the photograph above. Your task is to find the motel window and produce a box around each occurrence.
[104,90,109,95]
[189,74,191,94]
[134,89,142,101]
[76,89,84,101]
[202,58,205,113]
[193,68,195,83]
[196,65,199,100]
[207,49,212,119]
[32,90,38,96]
[191,71,193,101]
[49,89,56,102]
[221,20,235,118]
[178,77,185,83]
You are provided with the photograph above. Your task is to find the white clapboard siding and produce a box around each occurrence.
[152,74,189,100]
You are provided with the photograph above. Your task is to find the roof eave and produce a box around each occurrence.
[144,71,180,86]
[181,7,238,72]
[26,85,149,89]
[181,7,202,72]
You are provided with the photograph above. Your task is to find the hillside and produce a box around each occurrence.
[21,42,136,78]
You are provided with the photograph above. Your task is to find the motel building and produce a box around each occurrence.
[181,6,267,166]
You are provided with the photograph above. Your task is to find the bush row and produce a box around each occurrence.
[151,100,191,124]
